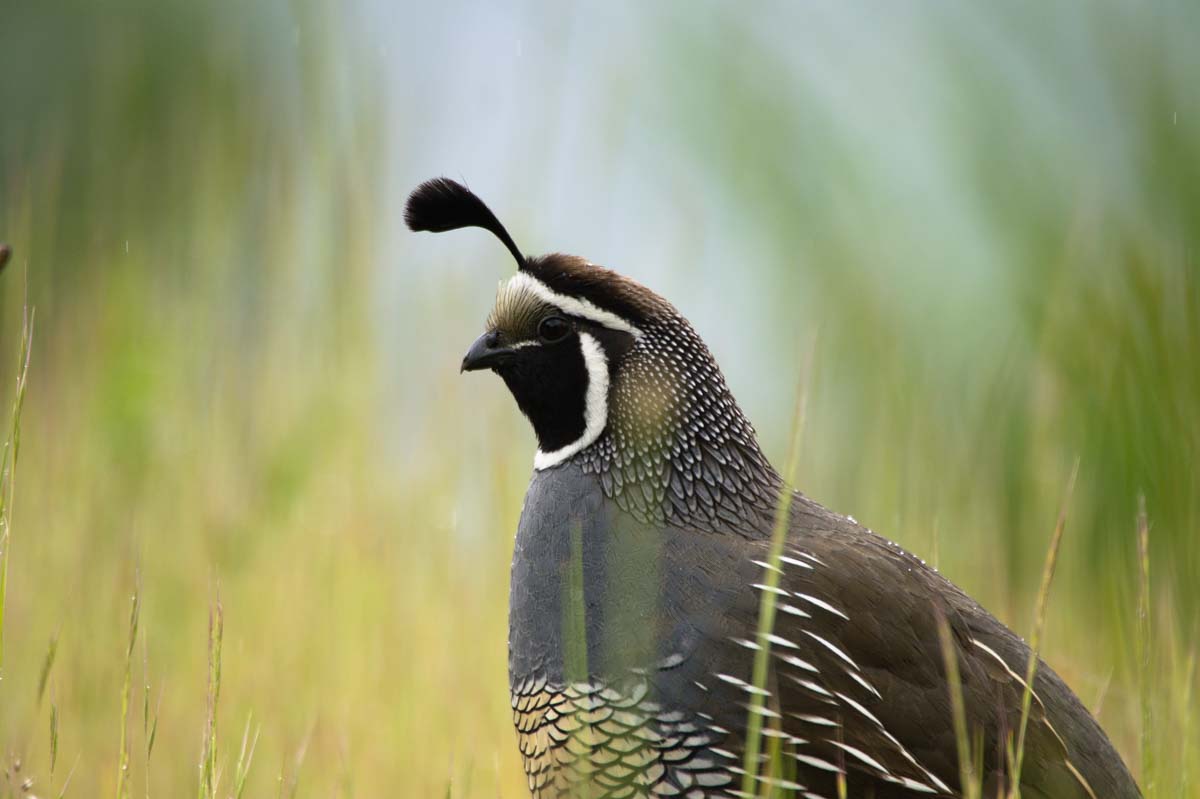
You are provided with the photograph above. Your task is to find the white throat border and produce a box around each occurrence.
[533,331,610,470]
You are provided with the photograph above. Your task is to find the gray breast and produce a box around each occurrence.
[508,463,759,798]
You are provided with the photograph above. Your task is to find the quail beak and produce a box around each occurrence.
[461,331,516,373]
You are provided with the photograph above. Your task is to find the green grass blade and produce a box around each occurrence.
[232,712,260,799]
[0,296,34,675]
[37,631,59,707]
[1179,646,1195,798]
[144,632,160,799]
[50,701,59,777]
[199,594,224,799]
[1135,495,1153,796]
[739,334,816,797]
[277,723,313,799]
[1010,460,1077,797]
[57,754,80,799]
[116,583,142,799]
[936,610,980,799]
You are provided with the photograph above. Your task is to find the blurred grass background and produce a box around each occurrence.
[0,0,1197,796]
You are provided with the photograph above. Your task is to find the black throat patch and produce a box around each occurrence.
[498,335,590,455]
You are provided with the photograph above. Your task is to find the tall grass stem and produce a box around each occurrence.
[0,292,34,675]
[739,334,817,796]
[1135,495,1152,796]
[1009,459,1078,796]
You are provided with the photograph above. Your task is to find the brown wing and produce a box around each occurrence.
[741,496,1140,798]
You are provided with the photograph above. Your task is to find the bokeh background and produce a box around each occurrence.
[1,1,1197,796]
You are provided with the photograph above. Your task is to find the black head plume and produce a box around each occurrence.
[404,178,526,270]
[0,243,11,274]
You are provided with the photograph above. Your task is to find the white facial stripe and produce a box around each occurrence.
[506,271,642,337]
[533,332,609,470]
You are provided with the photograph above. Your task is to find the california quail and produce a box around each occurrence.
[406,178,1141,799]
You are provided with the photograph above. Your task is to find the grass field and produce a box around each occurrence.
[1,2,1198,797]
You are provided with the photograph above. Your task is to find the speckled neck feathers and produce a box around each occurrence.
[569,310,782,533]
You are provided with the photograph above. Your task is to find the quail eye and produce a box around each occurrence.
[537,316,571,343]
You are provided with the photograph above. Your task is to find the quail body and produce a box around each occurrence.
[407,178,1141,799]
